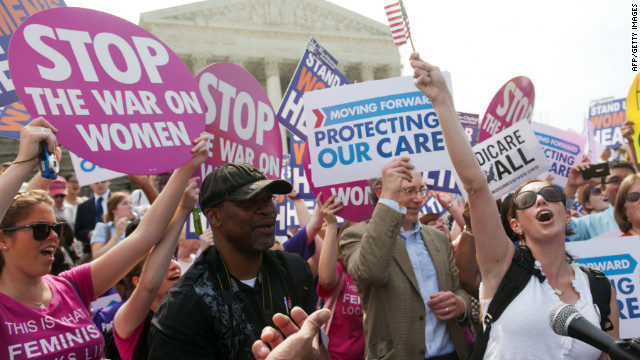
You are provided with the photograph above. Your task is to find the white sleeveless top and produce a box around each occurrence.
[480,262,603,359]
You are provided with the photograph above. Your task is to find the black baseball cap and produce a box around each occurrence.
[199,163,292,210]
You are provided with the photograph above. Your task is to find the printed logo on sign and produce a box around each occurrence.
[575,254,638,276]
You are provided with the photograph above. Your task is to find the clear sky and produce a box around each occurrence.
[64,0,634,134]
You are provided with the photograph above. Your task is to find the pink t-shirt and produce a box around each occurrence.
[0,264,104,360]
[113,319,145,360]
[317,262,365,360]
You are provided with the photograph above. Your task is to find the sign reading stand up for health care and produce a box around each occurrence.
[9,7,206,174]
[305,76,453,187]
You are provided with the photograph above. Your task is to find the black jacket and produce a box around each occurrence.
[148,245,315,359]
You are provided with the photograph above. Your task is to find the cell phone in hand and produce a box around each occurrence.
[582,162,610,180]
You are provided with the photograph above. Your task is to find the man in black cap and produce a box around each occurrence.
[148,163,316,359]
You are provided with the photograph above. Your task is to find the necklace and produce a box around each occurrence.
[34,302,45,309]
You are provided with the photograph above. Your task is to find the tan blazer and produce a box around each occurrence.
[340,203,470,360]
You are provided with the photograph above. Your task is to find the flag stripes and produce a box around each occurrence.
[384,2,408,46]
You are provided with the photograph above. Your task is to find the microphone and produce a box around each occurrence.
[548,303,640,360]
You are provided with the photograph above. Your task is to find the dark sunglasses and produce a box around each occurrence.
[589,187,603,196]
[625,192,640,203]
[1,222,66,241]
[513,186,565,210]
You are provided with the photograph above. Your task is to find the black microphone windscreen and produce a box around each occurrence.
[548,303,579,336]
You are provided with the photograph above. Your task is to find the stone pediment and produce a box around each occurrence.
[140,0,391,39]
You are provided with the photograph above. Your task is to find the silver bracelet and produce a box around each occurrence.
[463,225,474,237]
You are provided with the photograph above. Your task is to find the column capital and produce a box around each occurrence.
[264,57,283,77]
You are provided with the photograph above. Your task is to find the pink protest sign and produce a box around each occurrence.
[303,139,374,222]
[478,76,535,143]
[9,7,205,174]
[196,62,282,184]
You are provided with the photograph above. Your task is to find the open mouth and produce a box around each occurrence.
[40,246,56,259]
[167,273,180,281]
[536,210,553,222]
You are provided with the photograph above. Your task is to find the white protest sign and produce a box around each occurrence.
[566,236,640,339]
[305,76,453,187]
[472,120,550,199]
[69,152,124,187]
[532,122,586,188]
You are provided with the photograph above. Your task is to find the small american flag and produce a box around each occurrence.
[384,2,409,46]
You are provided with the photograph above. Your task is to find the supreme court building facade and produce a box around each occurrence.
[139,0,403,149]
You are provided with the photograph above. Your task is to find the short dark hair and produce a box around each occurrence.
[602,160,637,185]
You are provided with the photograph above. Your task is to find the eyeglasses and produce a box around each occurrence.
[513,186,565,210]
[1,222,67,241]
[589,187,603,196]
[400,187,428,198]
[625,192,640,203]
[603,177,623,186]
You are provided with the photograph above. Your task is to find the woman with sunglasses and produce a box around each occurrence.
[578,182,610,215]
[410,54,619,359]
[614,174,640,236]
[0,117,210,360]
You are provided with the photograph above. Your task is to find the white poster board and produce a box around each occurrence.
[472,120,550,199]
[304,76,453,187]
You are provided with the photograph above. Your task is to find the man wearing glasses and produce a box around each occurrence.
[339,157,470,360]
[565,160,637,240]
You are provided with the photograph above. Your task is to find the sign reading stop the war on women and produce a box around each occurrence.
[277,37,350,140]
[473,120,549,199]
[532,122,586,188]
[567,236,640,339]
[0,0,66,109]
[196,62,282,184]
[9,7,205,175]
[303,138,374,222]
[305,76,453,187]
[478,76,535,143]
[589,97,626,149]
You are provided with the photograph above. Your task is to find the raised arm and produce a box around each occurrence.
[0,117,57,218]
[113,178,199,340]
[316,194,343,290]
[410,53,513,294]
[90,133,209,297]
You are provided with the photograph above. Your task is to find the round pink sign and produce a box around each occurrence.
[9,7,205,174]
[196,62,282,184]
[303,139,374,222]
[478,76,535,143]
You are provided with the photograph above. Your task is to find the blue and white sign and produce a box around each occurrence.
[305,76,454,187]
[532,122,586,188]
[567,236,640,339]
[277,37,350,139]
[69,152,124,186]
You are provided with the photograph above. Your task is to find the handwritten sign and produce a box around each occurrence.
[10,7,205,174]
[478,76,535,143]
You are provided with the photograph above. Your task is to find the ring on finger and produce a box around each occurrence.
[445,307,449,313]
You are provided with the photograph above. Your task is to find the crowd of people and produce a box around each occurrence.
[0,53,636,360]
